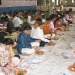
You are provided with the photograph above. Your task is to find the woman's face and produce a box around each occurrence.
[4,44,12,50]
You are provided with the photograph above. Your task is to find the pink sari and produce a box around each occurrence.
[49,21,57,32]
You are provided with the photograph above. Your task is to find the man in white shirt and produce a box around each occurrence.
[28,13,35,25]
[12,12,23,29]
[31,22,50,47]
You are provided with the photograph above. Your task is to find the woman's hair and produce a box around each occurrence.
[46,17,51,21]
[36,18,42,22]
[15,27,23,32]
[0,33,4,43]
[3,38,14,45]
[22,22,29,28]
[49,14,56,20]
[38,22,43,26]
[54,17,61,25]
[23,24,32,30]
[1,17,8,22]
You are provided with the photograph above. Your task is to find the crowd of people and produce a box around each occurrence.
[0,9,74,75]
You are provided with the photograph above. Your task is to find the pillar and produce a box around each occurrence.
[55,0,57,6]
[58,0,61,6]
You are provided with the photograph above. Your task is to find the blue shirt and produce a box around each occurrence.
[16,31,35,53]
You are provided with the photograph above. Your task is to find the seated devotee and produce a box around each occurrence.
[27,12,35,25]
[65,11,73,24]
[61,14,69,27]
[7,11,13,20]
[15,27,23,35]
[13,27,23,48]
[49,14,57,33]
[43,17,55,38]
[68,11,73,23]
[0,17,9,36]
[5,16,14,34]
[34,18,42,29]
[16,24,40,54]
[31,22,51,47]
[0,12,7,17]
[23,16,28,24]
[54,17,66,31]
[0,38,24,75]
[12,11,23,29]
[41,15,46,23]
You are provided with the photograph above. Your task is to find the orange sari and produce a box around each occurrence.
[43,22,52,35]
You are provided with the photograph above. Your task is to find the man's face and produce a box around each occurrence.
[25,30,31,34]
[40,24,44,29]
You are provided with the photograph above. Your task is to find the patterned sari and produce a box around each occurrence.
[0,44,11,75]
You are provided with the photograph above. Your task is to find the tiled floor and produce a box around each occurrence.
[9,16,75,75]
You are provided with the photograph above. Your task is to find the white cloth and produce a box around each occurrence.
[21,48,35,54]
[60,5,63,10]
[63,18,68,24]
[30,42,40,47]
[31,27,50,42]
[42,19,46,23]
[65,14,70,20]
[30,26,35,37]
[12,16,23,27]
[0,43,5,51]
[28,16,35,25]
[44,34,55,39]
[0,72,5,75]
[11,57,20,67]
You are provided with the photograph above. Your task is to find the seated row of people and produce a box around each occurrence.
[0,9,73,37]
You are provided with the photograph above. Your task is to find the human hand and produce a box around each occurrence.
[47,36,51,40]
[32,46,40,51]
[36,39,41,42]
[73,62,75,68]
[14,67,23,72]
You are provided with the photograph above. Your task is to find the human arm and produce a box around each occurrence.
[6,64,22,71]
[36,29,50,42]
[18,34,32,48]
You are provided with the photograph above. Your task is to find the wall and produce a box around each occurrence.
[0,0,37,7]
[37,6,75,11]
[0,0,37,14]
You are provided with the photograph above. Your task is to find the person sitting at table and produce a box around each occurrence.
[16,24,41,54]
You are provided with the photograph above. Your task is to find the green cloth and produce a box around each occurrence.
[7,18,14,34]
